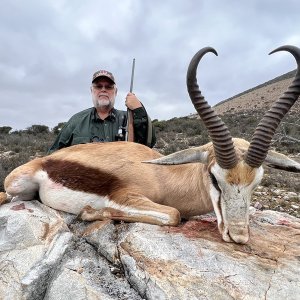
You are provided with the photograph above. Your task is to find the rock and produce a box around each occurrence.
[0,201,300,299]
[286,192,298,198]
[0,201,141,300]
[82,219,121,265]
[22,231,73,299]
[272,189,285,196]
[0,200,72,300]
[253,191,263,196]
[0,150,15,158]
[44,239,141,300]
[115,212,300,300]
[254,201,263,209]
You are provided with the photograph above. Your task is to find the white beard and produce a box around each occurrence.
[92,95,114,110]
[97,99,110,107]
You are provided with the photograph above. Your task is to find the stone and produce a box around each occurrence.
[0,200,71,300]
[44,239,142,300]
[286,192,298,198]
[272,189,285,196]
[117,211,300,300]
[82,219,121,265]
[254,201,263,209]
[0,201,300,299]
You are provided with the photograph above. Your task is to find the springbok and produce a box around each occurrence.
[1,46,300,244]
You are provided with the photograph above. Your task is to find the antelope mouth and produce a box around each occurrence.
[222,224,249,244]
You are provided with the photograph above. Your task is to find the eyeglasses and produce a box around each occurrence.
[92,84,115,91]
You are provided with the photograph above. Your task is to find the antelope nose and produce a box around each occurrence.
[228,225,249,244]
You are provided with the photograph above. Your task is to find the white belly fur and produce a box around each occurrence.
[34,170,109,215]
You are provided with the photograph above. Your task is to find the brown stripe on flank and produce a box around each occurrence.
[42,159,124,196]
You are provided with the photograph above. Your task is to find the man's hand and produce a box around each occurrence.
[125,93,143,110]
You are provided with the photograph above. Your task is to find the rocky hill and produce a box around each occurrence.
[214,69,300,115]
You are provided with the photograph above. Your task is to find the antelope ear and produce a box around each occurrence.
[264,150,300,173]
[143,148,209,165]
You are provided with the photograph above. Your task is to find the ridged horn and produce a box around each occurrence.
[187,47,238,169]
[245,45,300,168]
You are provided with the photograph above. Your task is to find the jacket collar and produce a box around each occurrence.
[92,107,117,122]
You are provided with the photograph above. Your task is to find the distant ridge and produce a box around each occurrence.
[214,69,297,107]
[213,69,300,115]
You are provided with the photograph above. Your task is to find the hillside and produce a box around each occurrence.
[214,69,300,115]
[153,69,300,155]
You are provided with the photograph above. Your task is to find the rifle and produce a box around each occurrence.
[126,58,135,142]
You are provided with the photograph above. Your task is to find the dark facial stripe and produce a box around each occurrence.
[42,159,123,196]
[209,172,221,193]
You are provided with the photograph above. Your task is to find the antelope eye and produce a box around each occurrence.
[209,172,221,192]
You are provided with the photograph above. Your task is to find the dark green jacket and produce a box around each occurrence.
[48,107,156,154]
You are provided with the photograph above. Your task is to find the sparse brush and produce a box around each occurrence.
[0,112,299,192]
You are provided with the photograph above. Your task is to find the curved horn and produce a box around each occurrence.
[245,45,300,168]
[187,47,238,169]
[143,147,209,165]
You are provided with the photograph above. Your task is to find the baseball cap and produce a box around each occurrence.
[92,70,115,84]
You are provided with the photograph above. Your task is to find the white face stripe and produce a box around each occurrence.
[209,185,222,227]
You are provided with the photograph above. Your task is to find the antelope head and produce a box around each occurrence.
[148,46,300,244]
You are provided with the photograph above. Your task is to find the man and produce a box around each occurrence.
[48,70,156,153]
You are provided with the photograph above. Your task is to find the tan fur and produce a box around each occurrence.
[4,157,42,189]
[2,138,298,244]
[0,192,7,205]
[2,142,213,219]
[226,162,256,185]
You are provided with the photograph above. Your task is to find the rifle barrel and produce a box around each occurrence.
[129,58,135,93]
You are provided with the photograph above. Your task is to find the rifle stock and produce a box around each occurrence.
[127,110,134,142]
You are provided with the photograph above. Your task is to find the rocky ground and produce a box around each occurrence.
[251,186,299,218]
[254,156,300,219]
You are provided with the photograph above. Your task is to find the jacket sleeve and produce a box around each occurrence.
[132,107,156,148]
[47,121,75,154]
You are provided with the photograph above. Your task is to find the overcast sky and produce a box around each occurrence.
[1,0,299,130]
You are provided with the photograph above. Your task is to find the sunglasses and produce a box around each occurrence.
[92,84,115,90]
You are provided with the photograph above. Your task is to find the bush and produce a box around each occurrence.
[0,131,55,191]
[0,126,12,134]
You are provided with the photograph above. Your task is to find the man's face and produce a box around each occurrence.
[91,78,117,110]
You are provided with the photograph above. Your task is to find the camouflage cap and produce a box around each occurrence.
[92,70,115,84]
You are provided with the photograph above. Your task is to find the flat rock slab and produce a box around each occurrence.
[0,201,142,300]
[0,200,299,300]
[115,211,300,300]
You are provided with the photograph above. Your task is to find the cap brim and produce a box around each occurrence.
[92,75,115,84]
